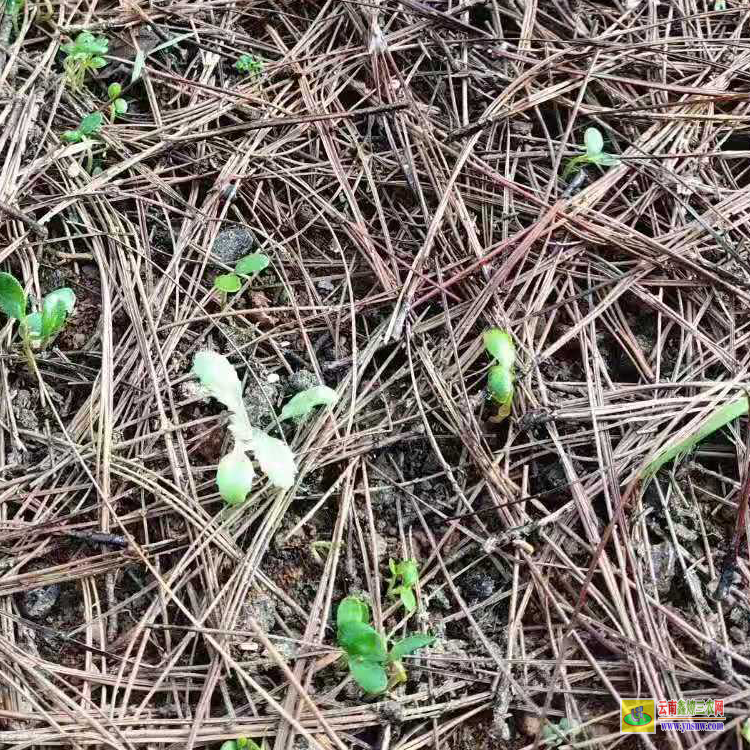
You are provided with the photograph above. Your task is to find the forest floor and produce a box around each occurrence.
[1,1,750,749]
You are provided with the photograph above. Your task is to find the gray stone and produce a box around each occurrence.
[212,226,257,264]
[286,369,319,394]
[22,584,60,618]
[650,542,676,595]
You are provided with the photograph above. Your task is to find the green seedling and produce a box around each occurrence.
[563,127,619,178]
[336,596,434,695]
[61,111,103,144]
[541,718,580,747]
[387,559,419,613]
[0,272,75,367]
[61,31,108,90]
[483,328,516,421]
[212,253,271,304]
[192,351,296,504]
[220,738,263,750]
[235,54,263,76]
[741,717,750,745]
[641,395,749,478]
[280,385,338,422]
[107,83,128,121]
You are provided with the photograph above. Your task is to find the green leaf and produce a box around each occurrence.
[395,559,418,587]
[0,272,26,320]
[349,657,387,694]
[641,396,749,478]
[192,350,245,416]
[483,329,515,369]
[107,82,122,100]
[90,56,107,69]
[44,288,75,316]
[337,621,386,662]
[80,112,103,135]
[741,717,750,744]
[40,299,67,340]
[279,385,338,421]
[61,130,83,143]
[388,634,435,663]
[400,587,416,613]
[250,429,296,490]
[236,253,270,275]
[584,127,603,157]
[337,596,369,629]
[220,742,238,750]
[488,365,513,405]
[217,448,255,505]
[214,273,241,293]
[595,152,620,167]
[113,98,128,115]
[24,311,41,337]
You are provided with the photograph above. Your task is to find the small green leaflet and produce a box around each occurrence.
[214,273,241,293]
[337,621,387,662]
[387,634,435,663]
[113,99,128,115]
[217,448,255,505]
[398,587,416,612]
[337,596,369,628]
[391,559,418,587]
[280,385,338,421]
[0,272,26,320]
[488,365,513,404]
[250,429,296,489]
[80,112,103,136]
[236,253,270,275]
[641,396,749,478]
[483,329,515,369]
[584,127,604,158]
[108,82,122,100]
[348,657,387,694]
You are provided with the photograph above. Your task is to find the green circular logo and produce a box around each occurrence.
[624,713,652,726]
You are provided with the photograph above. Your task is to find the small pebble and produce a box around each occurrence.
[517,713,542,738]
[212,226,257,264]
[21,584,60,618]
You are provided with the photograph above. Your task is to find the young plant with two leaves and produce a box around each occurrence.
[563,127,619,179]
[336,596,434,694]
[214,252,271,304]
[387,559,419,613]
[483,328,516,421]
[191,352,338,505]
[0,272,75,367]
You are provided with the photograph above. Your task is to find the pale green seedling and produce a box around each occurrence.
[387,559,419,613]
[61,32,108,90]
[563,127,620,178]
[213,253,270,304]
[107,83,128,121]
[280,385,338,421]
[483,328,516,421]
[235,54,263,76]
[192,351,296,504]
[220,737,263,750]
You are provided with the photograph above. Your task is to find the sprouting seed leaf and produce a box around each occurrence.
[44,288,75,316]
[236,253,270,275]
[584,127,604,158]
[395,559,418,587]
[349,657,387,694]
[192,350,245,417]
[40,299,67,340]
[400,588,416,613]
[220,742,238,750]
[483,329,515,369]
[0,272,26,320]
[61,130,83,143]
[641,396,749,478]
[388,634,435,663]
[107,82,122,100]
[217,448,255,505]
[250,429,296,489]
[80,112,103,135]
[338,621,387,661]
[214,273,241,293]
[90,56,107,69]
[279,385,338,422]
[488,365,513,405]
[113,98,128,115]
[337,596,369,629]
